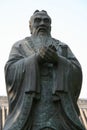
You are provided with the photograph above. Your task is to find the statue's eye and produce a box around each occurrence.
[34,18,41,23]
[44,18,50,23]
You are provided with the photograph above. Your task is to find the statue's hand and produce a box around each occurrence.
[36,47,47,63]
[39,46,58,64]
[45,46,58,63]
[39,46,47,59]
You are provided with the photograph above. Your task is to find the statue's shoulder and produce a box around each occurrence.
[12,37,31,49]
[52,38,68,47]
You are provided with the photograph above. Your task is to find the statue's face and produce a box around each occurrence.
[30,13,51,36]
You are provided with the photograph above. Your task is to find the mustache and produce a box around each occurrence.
[36,25,48,32]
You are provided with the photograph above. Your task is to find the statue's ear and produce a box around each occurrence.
[29,23,32,34]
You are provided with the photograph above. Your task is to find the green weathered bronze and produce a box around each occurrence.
[3,10,85,130]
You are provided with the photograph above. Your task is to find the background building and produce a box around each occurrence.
[0,97,8,130]
[0,96,87,130]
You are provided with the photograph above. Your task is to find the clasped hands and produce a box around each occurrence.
[37,45,58,64]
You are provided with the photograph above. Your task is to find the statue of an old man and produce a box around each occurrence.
[3,10,85,130]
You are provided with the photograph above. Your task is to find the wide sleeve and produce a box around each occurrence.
[58,44,82,114]
[53,43,82,102]
[66,45,82,101]
[5,42,39,113]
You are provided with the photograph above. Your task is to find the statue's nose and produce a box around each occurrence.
[39,20,45,26]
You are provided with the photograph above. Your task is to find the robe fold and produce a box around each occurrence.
[3,37,85,130]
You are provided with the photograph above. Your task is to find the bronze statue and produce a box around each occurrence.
[3,10,85,130]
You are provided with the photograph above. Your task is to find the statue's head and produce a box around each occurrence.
[29,10,51,36]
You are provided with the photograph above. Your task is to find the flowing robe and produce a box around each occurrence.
[3,37,85,130]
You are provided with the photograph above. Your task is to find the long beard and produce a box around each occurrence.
[31,34,52,48]
[37,35,48,46]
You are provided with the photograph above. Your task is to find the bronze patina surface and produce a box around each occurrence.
[3,10,85,130]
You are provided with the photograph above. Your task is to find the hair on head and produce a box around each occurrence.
[33,10,47,15]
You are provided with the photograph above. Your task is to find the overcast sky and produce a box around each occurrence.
[0,0,87,99]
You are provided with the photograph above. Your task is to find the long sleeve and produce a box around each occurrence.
[52,42,82,100]
[52,42,84,130]
[5,40,40,113]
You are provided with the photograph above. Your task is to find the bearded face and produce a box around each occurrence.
[29,11,51,36]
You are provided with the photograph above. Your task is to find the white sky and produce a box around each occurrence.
[0,0,87,99]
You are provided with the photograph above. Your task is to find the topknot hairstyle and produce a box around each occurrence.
[33,10,47,15]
